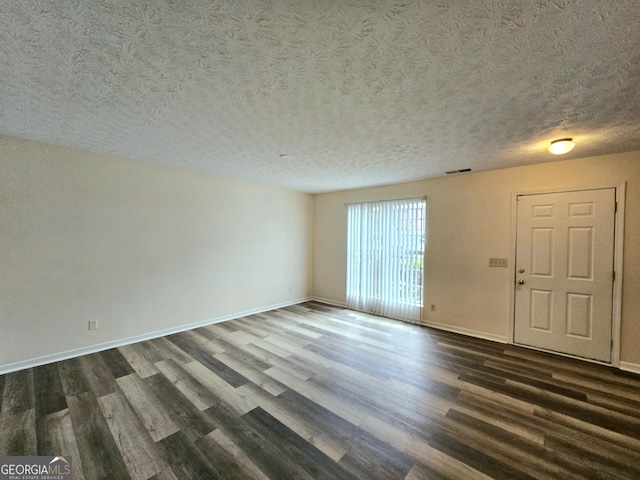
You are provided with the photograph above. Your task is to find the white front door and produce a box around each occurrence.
[514,188,616,362]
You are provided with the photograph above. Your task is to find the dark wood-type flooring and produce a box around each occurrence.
[1,302,639,479]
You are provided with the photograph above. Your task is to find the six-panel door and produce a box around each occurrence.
[514,189,616,362]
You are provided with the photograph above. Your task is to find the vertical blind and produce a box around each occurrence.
[346,198,426,324]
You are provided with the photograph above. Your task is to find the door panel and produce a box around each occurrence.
[514,189,615,362]
[530,289,552,331]
[566,293,592,337]
[567,227,593,279]
[532,228,554,276]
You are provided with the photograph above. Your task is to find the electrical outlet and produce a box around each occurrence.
[88,319,99,330]
[489,258,508,267]
[431,304,436,311]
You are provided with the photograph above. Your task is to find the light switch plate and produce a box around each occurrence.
[489,258,508,267]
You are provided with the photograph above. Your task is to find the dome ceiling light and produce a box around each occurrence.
[548,138,575,155]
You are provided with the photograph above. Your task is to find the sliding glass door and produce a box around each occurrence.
[346,198,426,323]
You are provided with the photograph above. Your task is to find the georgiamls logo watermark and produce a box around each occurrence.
[0,456,72,479]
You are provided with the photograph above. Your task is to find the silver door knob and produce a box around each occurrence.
[518,279,525,285]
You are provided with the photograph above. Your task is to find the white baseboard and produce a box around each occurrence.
[311,296,347,308]
[421,320,509,344]
[0,297,312,375]
[620,361,640,375]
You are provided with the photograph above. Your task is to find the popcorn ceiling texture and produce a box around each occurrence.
[1,0,639,193]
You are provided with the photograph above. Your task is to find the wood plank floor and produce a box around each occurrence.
[1,302,639,479]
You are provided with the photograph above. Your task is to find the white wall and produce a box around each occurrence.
[0,135,313,371]
[313,151,640,368]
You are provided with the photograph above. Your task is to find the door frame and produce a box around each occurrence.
[507,183,626,366]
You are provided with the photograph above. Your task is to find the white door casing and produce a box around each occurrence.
[514,188,616,363]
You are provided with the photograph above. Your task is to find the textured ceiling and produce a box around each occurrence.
[1,0,639,193]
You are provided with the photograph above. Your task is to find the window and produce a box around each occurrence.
[346,197,426,323]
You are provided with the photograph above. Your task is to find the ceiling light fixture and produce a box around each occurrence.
[548,138,575,155]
